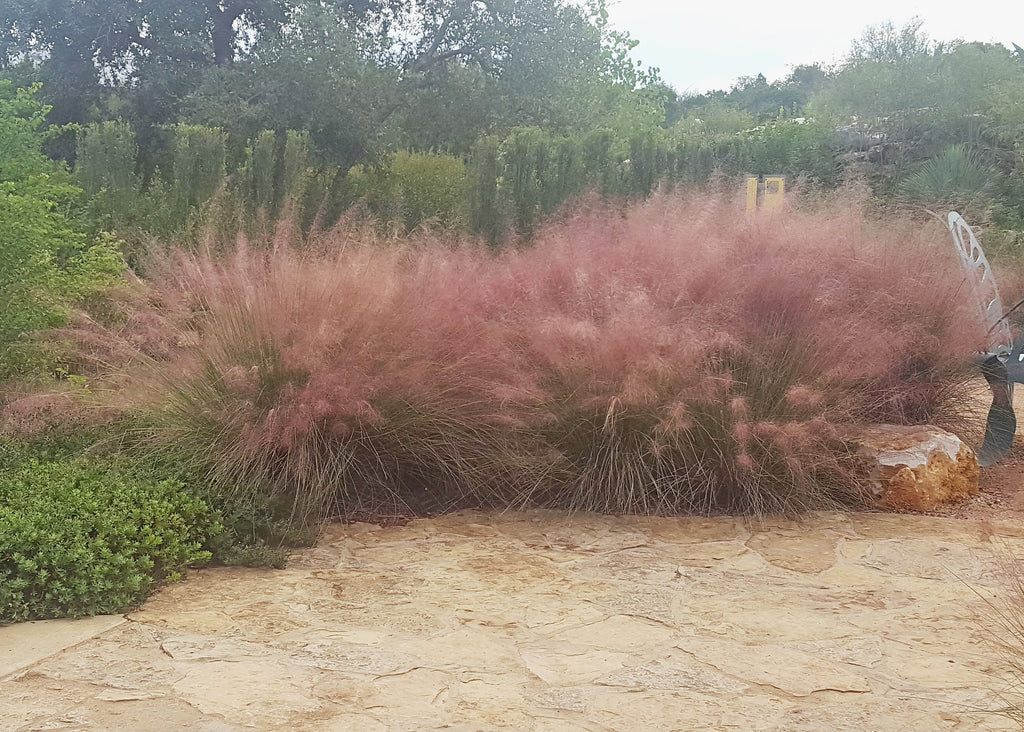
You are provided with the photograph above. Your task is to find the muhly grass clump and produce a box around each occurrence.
[151,236,537,524]
[147,194,985,523]
[966,549,1024,728]
[498,195,982,514]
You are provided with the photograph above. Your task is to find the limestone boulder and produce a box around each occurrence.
[848,425,979,511]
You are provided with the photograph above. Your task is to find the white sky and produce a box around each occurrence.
[605,1,1022,94]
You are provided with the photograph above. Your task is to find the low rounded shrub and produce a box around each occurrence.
[0,456,222,624]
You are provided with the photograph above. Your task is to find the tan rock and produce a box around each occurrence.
[596,654,749,693]
[550,615,678,652]
[516,642,634,685]
[745,532,838,573]
[850,425,979,511]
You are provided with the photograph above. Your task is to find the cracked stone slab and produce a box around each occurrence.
[675,636,872,696]
[790,637,886,669]
[275,640,423,675]
[160,634,422,677]
[548,614,678,652]
[516,642,635,686]
[857,538,997,583]
[171,657,326,724]
[531,686,594,712]
[596,655,749,693]
[746,532,839,574]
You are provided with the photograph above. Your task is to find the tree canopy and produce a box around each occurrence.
[0,0,656,150]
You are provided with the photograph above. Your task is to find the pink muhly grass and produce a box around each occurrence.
[147,194,985,522]
[150,237,535,524]
[498,194,983,514]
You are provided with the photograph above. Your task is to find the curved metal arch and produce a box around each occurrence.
[948,211,1012,354]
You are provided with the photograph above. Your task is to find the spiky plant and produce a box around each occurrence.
[900,145,998,208]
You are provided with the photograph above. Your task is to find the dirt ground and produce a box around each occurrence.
[946,447,1024,520]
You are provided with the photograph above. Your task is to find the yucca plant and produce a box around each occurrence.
[900,144,999,208]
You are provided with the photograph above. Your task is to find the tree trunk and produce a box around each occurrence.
[211,7,235,66]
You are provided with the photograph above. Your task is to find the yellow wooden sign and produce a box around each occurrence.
[763,176,785,212]
[745,175,785,213]
[745,176,759,213]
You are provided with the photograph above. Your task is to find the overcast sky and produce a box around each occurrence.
[604,1,1021,94]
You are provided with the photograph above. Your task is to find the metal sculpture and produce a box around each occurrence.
[948,212,1024,465]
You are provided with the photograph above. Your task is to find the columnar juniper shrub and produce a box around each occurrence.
[76,121,142,229]
[150,194,983,522]
[240,130,279,217]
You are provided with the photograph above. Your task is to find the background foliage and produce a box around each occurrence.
[2,10,1019,246]
[0,82,123,375]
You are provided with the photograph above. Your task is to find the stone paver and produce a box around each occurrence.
[0,615,126,679]
[2,510,1022,730]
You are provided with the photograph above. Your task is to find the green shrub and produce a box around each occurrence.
[390,150,468,230]
[281,130,313,209]
[136,123,229,239]
[628,130,668,198]
[0,457,222,623]
[0,83,125,377]
[239,129,278,216]
[744,118,843,184]
[580,128,620,194]
[171,124,228,210]
[75,121,142,228]
[117,442,307,568]
[542,135,587,211]
[468,135,506,244]
[463,119,844,242]
[0,83,80,344]
[349,150,469,232]
[500,127,551,236]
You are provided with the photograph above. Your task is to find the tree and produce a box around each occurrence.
[184,0,662,157]
[0,83,122,356]
[2,0,655,150]
[387,0,663,144]
[776,64,828,114]
[825,20,941,117]
[668,65,828,127]
[0,0,290,71]
[847,17,935,63]
[0,1,338,125]
[184,2,397,166]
